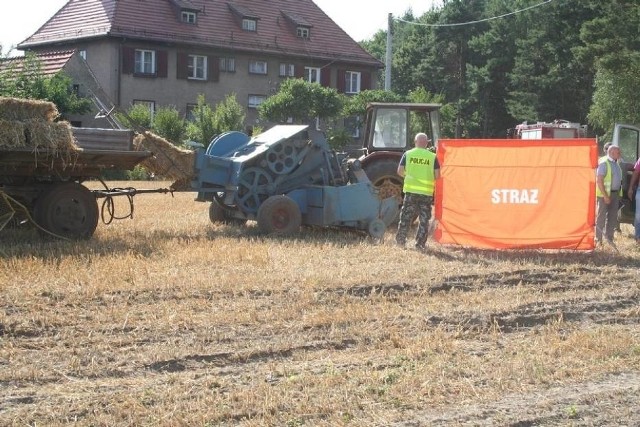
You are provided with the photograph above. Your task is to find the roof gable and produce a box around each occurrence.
[0,50,77,77]
[19,0,381,67]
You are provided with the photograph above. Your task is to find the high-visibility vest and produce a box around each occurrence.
[596,159,623,197]
[403,148,436,196]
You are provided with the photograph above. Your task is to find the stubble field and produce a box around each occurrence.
[1,181,639,426]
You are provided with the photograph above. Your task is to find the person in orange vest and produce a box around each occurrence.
[396,132,440,251]
[595,144,622,246]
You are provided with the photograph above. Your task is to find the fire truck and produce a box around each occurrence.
[507,119,588,139]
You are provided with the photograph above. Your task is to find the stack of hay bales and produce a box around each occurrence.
[133,131,196,190]
[0,97,78,153]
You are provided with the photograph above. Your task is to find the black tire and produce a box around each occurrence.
[34,182,98,239]
[208,200,247,226]
[363,158,404,205]
[256,195,301,235]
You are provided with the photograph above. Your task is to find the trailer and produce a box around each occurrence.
[0,127,153,239]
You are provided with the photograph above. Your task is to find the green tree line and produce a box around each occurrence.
[360,0,639,138]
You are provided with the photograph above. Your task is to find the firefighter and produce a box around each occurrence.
[595,144,623,246]
[395,132,440,251]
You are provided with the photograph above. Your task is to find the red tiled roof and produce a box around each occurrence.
[0,50,77,77]
[19,0,382,67]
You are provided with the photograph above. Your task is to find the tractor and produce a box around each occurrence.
[358,103,442,206]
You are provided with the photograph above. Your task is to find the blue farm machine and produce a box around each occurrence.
[191,124,397,237]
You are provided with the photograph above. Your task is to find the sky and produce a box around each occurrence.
[0,0,436,56]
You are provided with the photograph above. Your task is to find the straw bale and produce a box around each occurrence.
[24,119,79,152]
[133,132,195,188]
[0,120,26,149]
[0,97,59,122]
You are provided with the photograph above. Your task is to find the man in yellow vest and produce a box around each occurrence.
[396,132,440,250]
[596,144,622,246]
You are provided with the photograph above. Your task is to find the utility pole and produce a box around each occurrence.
[384,13,392,91]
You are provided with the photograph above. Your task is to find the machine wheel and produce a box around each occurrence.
[208,200,247,226]
[363,158,404,205]
[34,182,98,239]
[257,195,301,235]
[236,167,273,214]
[368,219,386,239]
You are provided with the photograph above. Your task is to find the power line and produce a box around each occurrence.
[394,0,554,28]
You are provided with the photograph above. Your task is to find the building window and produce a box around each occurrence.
[345,71,361,94]
[135,49,155,74]
[181,11,197,24]
[186,104,197,121]
[78,50,87,60]
[220,57,236,73]
[242,19,257,31]
[133,100,155,119]
[248,95,266,108]
[279,63,295,77]
[305,67,321,83]
[249,60,268,75]
[345,116,360,138]
[188,55,207,80]
[297,27,310,39]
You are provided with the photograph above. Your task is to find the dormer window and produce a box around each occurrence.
[181,11,196,24]
[242,19,257,32]
[296,27,310,39]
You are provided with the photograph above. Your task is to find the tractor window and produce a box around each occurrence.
[372,109,407,149]
[617,126,639,163]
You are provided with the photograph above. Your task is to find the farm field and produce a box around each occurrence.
[1,181,639,426]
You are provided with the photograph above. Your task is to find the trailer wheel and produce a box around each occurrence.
[257,195,301,235]
[34,182,98,239]
[363,159,404,205]
[209,200,247,226]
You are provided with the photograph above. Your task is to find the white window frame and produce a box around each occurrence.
[78,50,87,60]
[249,60,268,75]
[134,49,155,74]
[279,63,295,77]
[133,100,155,120]
[188,54,207,80]
[242,19,257,31]
[297,27,310,38]
[248,95,266,108]
[181,11,197,24]
[305,66,321,83]
[345,71,361,94]
[220,57,236,73]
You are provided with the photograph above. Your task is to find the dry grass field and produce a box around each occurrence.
[1,181,639,426]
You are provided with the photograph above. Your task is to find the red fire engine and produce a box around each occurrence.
[507,119,588,139]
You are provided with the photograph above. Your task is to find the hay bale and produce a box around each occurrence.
[24,119,79,152]
[0,120,26,149]
[0,97,59,122]
[133,132,195,187]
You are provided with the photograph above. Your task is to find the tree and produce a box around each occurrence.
[212,93,245,135]
[258,78,344,124]
[0,53,91,117]
[579,1,640,132]
[185,93,245,146]
[186,95,217,146]
[152,106,186,144]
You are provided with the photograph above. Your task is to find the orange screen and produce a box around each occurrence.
[434,139,598,250]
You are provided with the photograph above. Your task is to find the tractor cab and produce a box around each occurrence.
[362,102,441,154]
